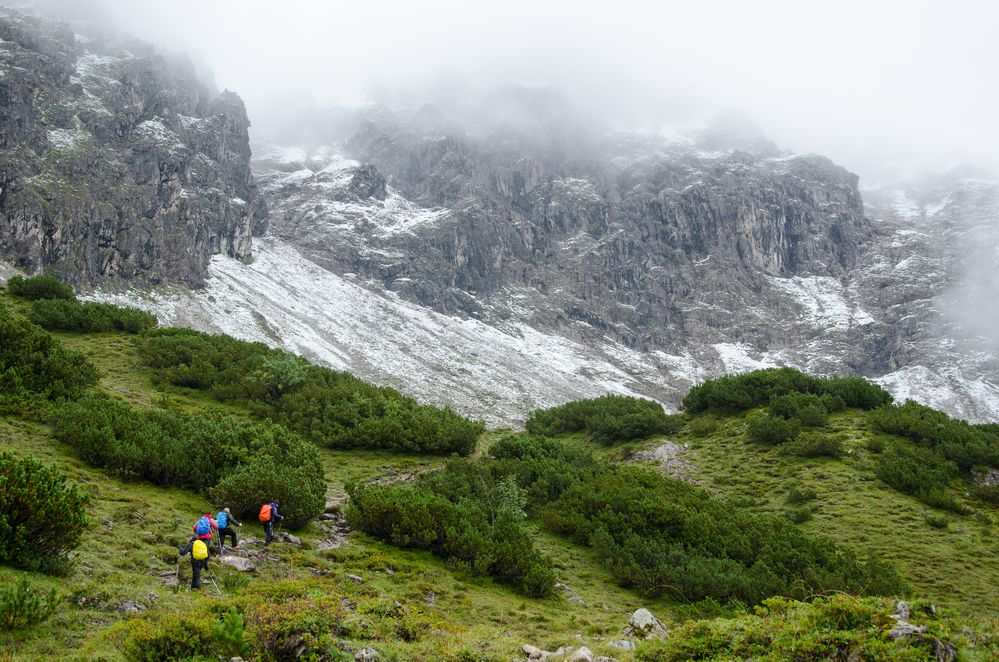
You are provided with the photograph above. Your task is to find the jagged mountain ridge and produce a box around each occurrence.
[239,99,997,421]
[0,7,266,286]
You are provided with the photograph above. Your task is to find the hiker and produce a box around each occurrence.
[216,507,242,552]
[177,536,210,589]
[192,513,218,557]
[259,500,284,545]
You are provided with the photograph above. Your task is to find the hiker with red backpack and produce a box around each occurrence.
[189,513,217,557]
[216,507,242,553]
[259,500,284,545]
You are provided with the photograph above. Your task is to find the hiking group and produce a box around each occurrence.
[178,500,284,589]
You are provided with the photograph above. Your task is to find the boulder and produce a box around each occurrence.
[568,647,593,661]
[555,582,584,605]
[345,573,364,584]
[608,640,634,651]
[624,608,666,640]
[270,532,301,545]
[354,647,379,661]
[220,556,255,572]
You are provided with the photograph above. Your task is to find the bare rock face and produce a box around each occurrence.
[248,94,999,421]
[0,7,266,287]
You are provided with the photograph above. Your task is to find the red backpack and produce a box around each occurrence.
[259,503,272,522]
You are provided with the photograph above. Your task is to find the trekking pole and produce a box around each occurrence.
[206,571,223,598]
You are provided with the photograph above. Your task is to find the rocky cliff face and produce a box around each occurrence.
[245,94,998,421]
[0,7,266,286]
[259,104,873,355]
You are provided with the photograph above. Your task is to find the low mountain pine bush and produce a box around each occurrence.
[7,274,75,300]
[0,451,88,574]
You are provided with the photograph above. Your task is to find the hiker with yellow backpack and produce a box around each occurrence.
[259,500,284,545]
[178,531,212,589]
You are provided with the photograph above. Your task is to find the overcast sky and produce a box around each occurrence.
[53,0,999,183]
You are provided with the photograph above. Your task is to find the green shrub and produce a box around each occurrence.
[769,392,834,426]
[688,414,719,436]
[214,608,251,659]
[7,274,75,300]
[0,304,99,401]
[242,593,348,659]
[211,456,325,529]
[137,328,484,455]
[973,483,999,504]
[874,444,967,513]
[866,437,887,453]
[925,514,949,529]
[871,400,999,471]
[0,451,88,573]
[786,506,813,523]
[785,485,818,504]
[682,368,890,413]
[29,299,157,333]
[118,610,217,662]
[0,579,60,631]
[351,434,905,605]
[525,394,681,444]
[348,470,556,597]
[746,414,800,445]
[51,393,324,528]
[780,433,844,458]
[635,595,960,661]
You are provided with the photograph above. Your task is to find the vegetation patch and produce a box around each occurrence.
[0,303,99,408]
[349,462,556,597]
[635,595,976,661]
[682,367,892,413]
[29,298,157,334]
[0,579,61,632]
[871,400,999,471]
[0,451,88,574]
[51,392,324,527]
[7,274,75,301]
[525,394,682,444]
[137,328,484,455]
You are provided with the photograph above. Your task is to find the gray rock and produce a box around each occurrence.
[116,600,146,613]
[354,646,379,661]
[568,647,593,661]
[608,640,634,651]
[625,608,666,640]
[345,573,364,583]
[888,622,928,640]
[0,7,266,287]
[270,532,301,545]
[220,556,255,572]
[554,582,584,605]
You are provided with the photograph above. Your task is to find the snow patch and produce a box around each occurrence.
[88,236,678,426]
[768,275,875,330]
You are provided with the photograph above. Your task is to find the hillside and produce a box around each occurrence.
[2,281,998,661]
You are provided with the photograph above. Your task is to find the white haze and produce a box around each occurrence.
[28,0,997,183]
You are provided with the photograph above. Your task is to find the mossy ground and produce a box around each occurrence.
[2,291,997,659]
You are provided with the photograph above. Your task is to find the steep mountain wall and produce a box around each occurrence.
[0,8,266,286]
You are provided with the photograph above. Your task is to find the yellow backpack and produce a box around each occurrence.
[192,539,208,560]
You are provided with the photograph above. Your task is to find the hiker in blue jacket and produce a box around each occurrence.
[216,507,242,552]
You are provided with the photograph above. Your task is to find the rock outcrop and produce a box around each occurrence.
[0,7,266,287]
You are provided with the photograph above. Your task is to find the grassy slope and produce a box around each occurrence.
[0,300,669,661]
[1,294,997,659]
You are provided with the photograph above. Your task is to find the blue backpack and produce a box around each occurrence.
[195,516,211,536]
[217,511,228,529]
